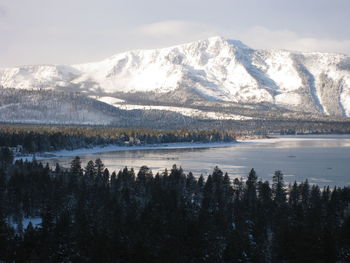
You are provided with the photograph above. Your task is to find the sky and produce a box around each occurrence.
[0,0,349,67]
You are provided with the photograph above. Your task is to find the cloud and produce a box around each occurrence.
[134,20,350,55]
[135,20,220,45]
[1,19,350,67]
[0,6,6,17]
[0,6,8,30]
[236,26,350,55]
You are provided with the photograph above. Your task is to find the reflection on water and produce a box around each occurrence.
[46,135,350,187]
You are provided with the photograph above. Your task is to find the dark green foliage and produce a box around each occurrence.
[0,158,349,262]
[0,124,237,153]
[0,147,14,168]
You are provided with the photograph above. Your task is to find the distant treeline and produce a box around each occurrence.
[1,121,350,154]
[0,156,349,262]
[0,124,236,153]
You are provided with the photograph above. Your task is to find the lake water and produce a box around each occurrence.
[45,135,350,187]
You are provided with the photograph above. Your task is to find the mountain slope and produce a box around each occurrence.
[1,36,350,117]
[0,88,198,128]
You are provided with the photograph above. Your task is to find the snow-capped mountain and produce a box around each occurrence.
[1,36,350,118]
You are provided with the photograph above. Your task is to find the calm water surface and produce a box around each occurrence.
[46,135,350,187]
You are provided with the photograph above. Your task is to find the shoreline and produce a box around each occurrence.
[16,134,349,162]
[15,141,244,161]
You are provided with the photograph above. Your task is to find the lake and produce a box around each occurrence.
[44,135,350,187]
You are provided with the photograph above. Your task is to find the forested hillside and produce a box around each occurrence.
[0,156,349,262]
[0,124,236,153]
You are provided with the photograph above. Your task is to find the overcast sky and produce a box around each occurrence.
[0,0,349,67]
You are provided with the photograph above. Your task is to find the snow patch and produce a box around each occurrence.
[275,93,301,106]
[113,103,252,120]
[1,36,350,117]
[90,96,125,104]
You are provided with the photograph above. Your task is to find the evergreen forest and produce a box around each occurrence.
[0,124,236,153]
[0,151,349,262]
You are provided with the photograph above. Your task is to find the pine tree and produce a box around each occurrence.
[55,163,61,174]
[70,156,83,177]
[84,160,96,185]
[289,181,300,208]
[94,158,104,177]
[245,168,258,218]
[0,212,14,262]
[301,179,311,210]
[0,169,6,215]
[272,170,286,206]
[0,147,14,168]
[102,168,110,187]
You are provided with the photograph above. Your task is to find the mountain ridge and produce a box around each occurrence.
[1,36,350,119]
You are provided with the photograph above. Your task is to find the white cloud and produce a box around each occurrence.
[236,26,350,55]
[1,19,350,67]
[0,6,6,17]
[134,20,220,46]
[133,20,350,55]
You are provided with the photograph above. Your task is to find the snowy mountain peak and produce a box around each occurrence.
[1,37,350,117]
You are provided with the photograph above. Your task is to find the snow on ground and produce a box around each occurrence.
[242,135,350,144]
[275,93,301,106]
[90,96,125,104]
[16,141,240,162]
[8,217,42,230]
[264,50,303,92]
[23,217,42,228]
[2,36,350,117]
[17,136,345,162]
[112,103,252,120]
[89,95,252,120]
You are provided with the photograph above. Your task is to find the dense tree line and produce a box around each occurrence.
[0,154,349,262]
[0,124,236,153]
[1,122,349,156]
